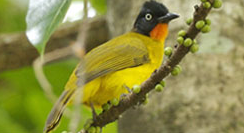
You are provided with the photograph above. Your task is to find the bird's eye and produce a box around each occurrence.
[145,13,153,21]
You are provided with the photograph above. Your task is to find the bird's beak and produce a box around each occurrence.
[158,13,179,23]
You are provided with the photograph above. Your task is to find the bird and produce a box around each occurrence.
[44,0,179,132]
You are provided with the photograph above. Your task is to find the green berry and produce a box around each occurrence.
[195,20,205,30]
[84,119,94,130]
[201,25,211,33]
[213,0,222,8]
[178,30,186,37]
[164,47,173,56]
[155,84,164,92]
[171,68,179,76]
[176,65,182,73]
[190,44,199,53]
[84,124,90,130]
[171,65,182,76]
[186,18,193,25]
[160,80,166,87]
[88,126,96,133]
[177,36,184,45]
[102,103,111,111]
[203,2,211,9]
[193,39,197,44]
[201,0,207,2]
[132,85,141,94]
[145,93,149,98]
[110,98,119,106]
[95,127,101,133]
[143,97,149,105]
[205,19,211,25]
[183,38,193,47]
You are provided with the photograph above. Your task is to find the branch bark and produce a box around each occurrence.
[0,17,108,72]
[84,0,215,130]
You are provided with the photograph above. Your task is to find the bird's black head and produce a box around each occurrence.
[134,0,179,36]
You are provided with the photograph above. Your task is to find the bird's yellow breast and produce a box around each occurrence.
[82,32,165,107]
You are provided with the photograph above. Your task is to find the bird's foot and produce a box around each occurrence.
[90,102,97,121]
[123,84,132,93]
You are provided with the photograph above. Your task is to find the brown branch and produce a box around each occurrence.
[83,0,215,130]
[0,17,108,73]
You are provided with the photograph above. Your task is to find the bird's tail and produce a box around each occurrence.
[43,89,75,133]
[43,64,83,133]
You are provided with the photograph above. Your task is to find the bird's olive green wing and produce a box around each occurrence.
[75,36,150,85]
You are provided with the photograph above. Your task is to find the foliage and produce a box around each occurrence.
[25,0,107,55]
[26,0,71,55]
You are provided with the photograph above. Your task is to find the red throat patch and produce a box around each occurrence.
[150,23,168,42]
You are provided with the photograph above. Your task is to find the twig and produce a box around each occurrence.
[33,46,73,103]
[69,0,89,132]
[82,0,215,131]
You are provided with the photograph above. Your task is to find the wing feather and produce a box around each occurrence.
[75,35,150,85]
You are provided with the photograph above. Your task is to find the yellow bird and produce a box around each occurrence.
[44,1,179,132]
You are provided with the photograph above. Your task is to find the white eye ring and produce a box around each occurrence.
[145,13,153,21]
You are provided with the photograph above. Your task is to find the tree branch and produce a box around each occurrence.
[0,17,108,72]
[84,0,215,130]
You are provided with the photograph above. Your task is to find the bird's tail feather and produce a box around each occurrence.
[43,89,75,133]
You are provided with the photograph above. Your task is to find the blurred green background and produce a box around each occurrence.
[0,0,116,133]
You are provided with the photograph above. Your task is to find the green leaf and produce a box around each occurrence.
[89,0,107,14]
[26,0,71,55]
